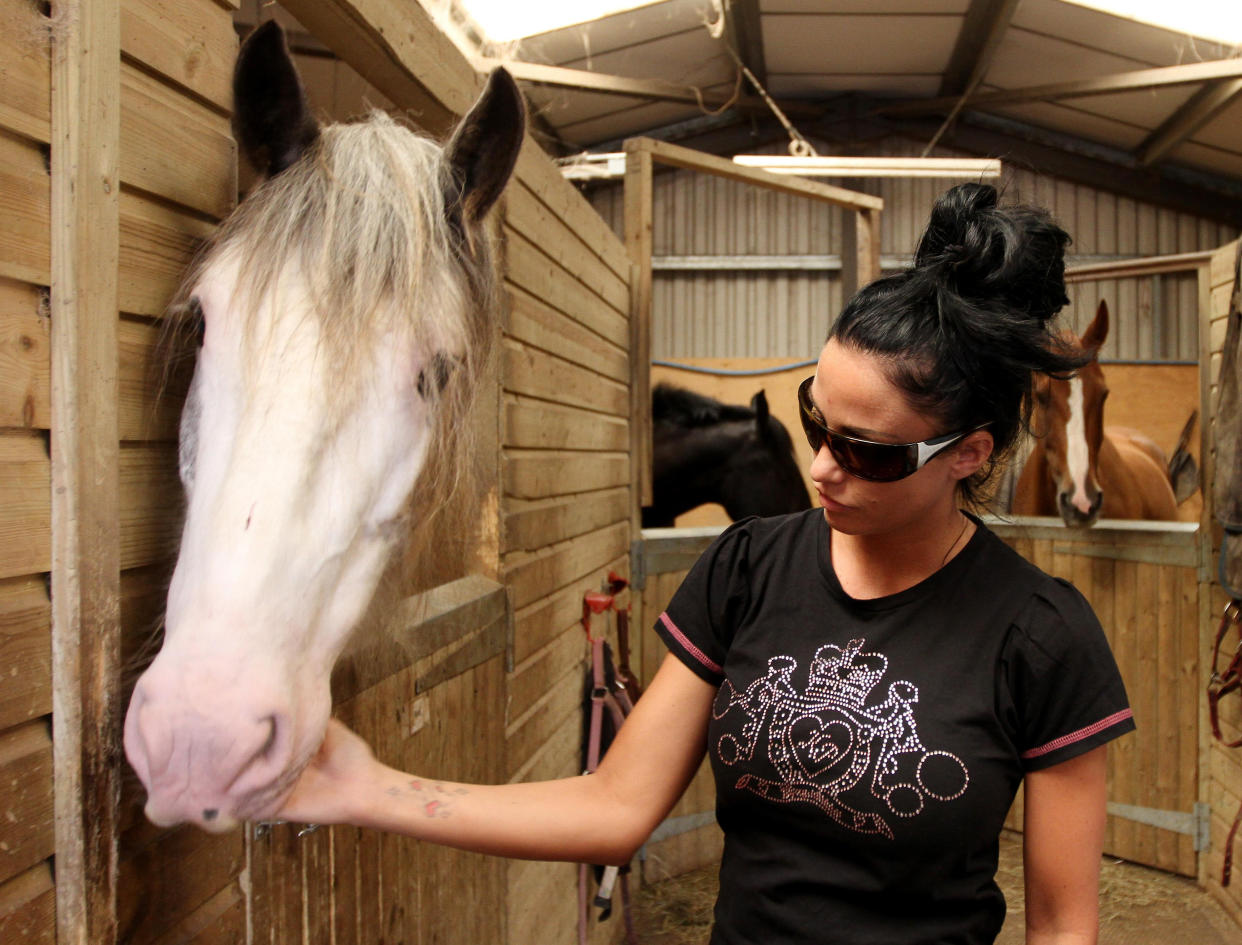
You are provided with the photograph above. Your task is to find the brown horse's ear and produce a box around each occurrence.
[750,390,770,433]
[232,21,320,179]
[444,68,526,226]
[1081,299,1110,352]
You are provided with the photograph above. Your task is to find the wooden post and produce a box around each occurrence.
[50,2,122,944]
[624,141,654,526]
[841,207,883,301]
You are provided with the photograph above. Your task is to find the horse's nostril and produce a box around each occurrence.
[203,808,218,821]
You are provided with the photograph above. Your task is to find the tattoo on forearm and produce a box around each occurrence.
[384,778,469,819]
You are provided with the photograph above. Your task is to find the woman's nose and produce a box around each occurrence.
[809,444,845,483]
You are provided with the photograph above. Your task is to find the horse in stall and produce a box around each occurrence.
[1011,300,1182,527]
[642,383,811,527]
[122,22,526,831]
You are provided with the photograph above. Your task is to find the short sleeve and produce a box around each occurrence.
[999,578,1136,772]
[654,518,754,685]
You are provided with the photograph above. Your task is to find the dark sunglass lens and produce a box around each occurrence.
[839,439,909,482]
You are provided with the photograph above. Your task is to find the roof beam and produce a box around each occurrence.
[939,0,1021,96]
[726,0,767,88]
[1136,77,1242,166]
[881,57,1242,117]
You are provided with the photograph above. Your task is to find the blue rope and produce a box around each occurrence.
[651,358,819,377]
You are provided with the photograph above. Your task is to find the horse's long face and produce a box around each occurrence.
[123,23,524,831]
[1032,361,1109,527]
[125,253,451,830]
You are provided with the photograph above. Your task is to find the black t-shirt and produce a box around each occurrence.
[656,510,1135,945]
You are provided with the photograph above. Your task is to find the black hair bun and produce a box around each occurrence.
[914,182,1070,321]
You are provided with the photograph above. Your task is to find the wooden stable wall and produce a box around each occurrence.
[1205,237,1242,927]
[0,1,634,944]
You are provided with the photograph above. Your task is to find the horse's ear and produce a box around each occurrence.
[232,21,320,179]
[444,68,526,225]
[750,390,770,432]
[1081,299,1110,352]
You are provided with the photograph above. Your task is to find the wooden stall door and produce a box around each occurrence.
[997,522,1204,878]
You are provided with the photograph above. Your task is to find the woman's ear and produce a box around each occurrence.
[949,430,994,481]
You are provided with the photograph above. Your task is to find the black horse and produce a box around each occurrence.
[642,383,812,528]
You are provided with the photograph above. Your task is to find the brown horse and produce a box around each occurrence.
[1011,301,1178,527]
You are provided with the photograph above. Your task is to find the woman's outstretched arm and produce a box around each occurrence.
[277,653,716,865]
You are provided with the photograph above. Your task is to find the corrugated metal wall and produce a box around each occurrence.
[587,137,1239,361]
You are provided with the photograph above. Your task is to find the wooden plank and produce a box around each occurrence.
[145,884,244,945]
[0,863,54,945]
[503,486,629,553]
[0,435,50,580]
[509,626,587,723]
[119,63,235,220]
[504,395,629,452]
[502,340,629,416]
[0,720,53,887]
[1210,240,1241,290]
[1155,565,1178,872]
[512,142,629,282]
[503,450,629,501]
[503,522,628,611]
[625,143,653,520]
[118,316,188,443]
[0,577,51,730]
[120,0,236,113]
[509,554,627,666]
[0,3,51,143]
[505,234,628,348]
[1067,253,1213,283]
[119,189,214,318]
[1177,566,1200,877]
[278,0,472,133]
[50,7,122,944]
[0,132,51,287]
[629,139,884,212]
[118,447,183,571]
[477,56,735,108]
[504,661,582,779]
[506,286,629,385]
[0,280,49,430]
[506,184,629,317]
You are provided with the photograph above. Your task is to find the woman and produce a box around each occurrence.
[278,183,1134,945]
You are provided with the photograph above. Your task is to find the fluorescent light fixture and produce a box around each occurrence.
[456,0,655,42]
[1062,1,1242,45]
[732,156,1004,179]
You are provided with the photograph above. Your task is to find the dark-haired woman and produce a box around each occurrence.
[278,183,1133,945]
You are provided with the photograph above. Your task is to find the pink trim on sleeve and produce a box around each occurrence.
[659,612,723,675]
[1021,708,1134,760]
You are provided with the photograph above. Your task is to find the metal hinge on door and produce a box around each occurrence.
[1107,801,1211,852]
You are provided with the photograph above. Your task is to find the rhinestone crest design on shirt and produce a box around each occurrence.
[712,637,969,839]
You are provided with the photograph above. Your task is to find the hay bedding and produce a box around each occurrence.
[634,831,1240,945]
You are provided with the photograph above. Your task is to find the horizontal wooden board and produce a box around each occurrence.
[504,522,629,612]
[510,553,627,666]
[503,486,629,553]
[503,340,629,417]
[509,625,588,724]
[0,720,52,887]
[0,132,50,287]
[0,435,49,580]
[504,395,629,453]
[0,863,54,945]
[505,233,628,349]
[503,450,629,501]
[506,286,629,384]
[120,63,235,219]
[0,279,48,430]
[119,316,190,442]
[513,142,628,281]
[0,4,50,143]
[505,184,628,315]
[0,576,51,730]
[119,446,184,570]
[147,884,244,945]
[117,825,244,945]
[119,188,215,318]
[1210,241,1240,290]
[121,0,236,112]
[503,658,583,780]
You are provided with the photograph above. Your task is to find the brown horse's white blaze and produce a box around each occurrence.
[123,22,525,831]
[1012,300,1177,526]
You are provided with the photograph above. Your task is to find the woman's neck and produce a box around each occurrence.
[830,504,973,600]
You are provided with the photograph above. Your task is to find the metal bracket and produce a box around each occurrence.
[629,538,647,590]
[1106,801,1211,852]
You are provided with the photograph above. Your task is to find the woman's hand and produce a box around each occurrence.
[276,718,380,826]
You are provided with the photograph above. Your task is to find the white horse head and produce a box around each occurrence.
[123,22,525,831]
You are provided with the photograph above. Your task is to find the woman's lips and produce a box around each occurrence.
[817,491,851,512]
